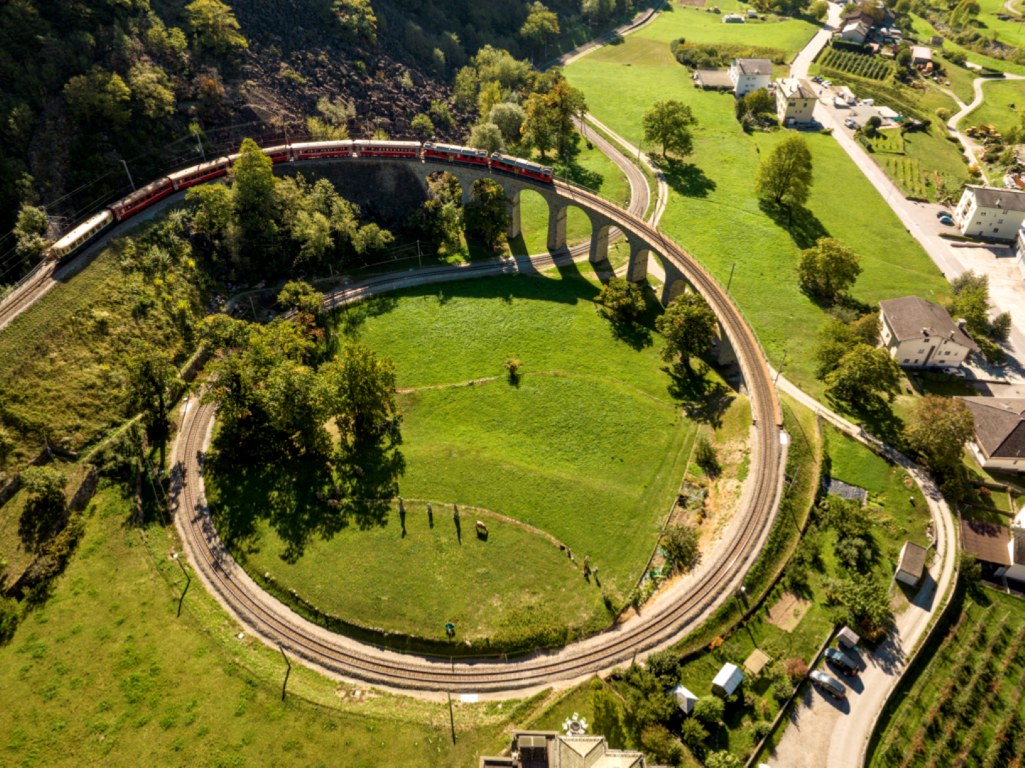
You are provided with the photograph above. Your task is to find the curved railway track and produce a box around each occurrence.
[173,176,785,693]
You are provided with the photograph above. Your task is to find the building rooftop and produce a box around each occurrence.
[897,541,928,579]
[778,77,817,99]
[960,518,1012,565]
[879,295,981,352]
[733,57,773,76]
[743,649,772,675]
[959,398,1025,460]
[911,45,931,60]
[695,69,735,89]
[966,184,1025,213]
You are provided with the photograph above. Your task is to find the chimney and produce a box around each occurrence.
[956,318,967,330]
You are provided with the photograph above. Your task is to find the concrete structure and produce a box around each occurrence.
[954,185,1025,240]
[1014,227,1025,279]
[672,684,699,715]
[879,295,980,368]
[839,21,870,44]
[848,105,898,129]
[712,662,744,697]
[776,78,817,125]
[911,46,932,65]
[479,731,647,767]
[729,57,773,96]
[960,397,1025,473]
[895,541,927,586]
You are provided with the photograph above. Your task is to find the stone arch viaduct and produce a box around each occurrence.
[168,154,788,695]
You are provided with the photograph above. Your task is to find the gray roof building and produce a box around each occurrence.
[879,296,980,353]
[964,185,1025,213]
[960,398,1025,461]
[480,731,647,768]
[733,57,773,76]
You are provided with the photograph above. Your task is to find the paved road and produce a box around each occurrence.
[944,72,1025,183]
[766,374,958,768]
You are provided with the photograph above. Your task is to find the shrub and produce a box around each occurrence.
[410,113,435,138]
[597,277,645,320]
[504,357,521,379]
[429,99,453,130]
[783,657,808,682]
[765,662,793,703]
[692,696,725,724]
[705,750,743,768]
[680,716,708,746]
[663,525,701,572]
[936,107,951,122]
[694,436,719,476]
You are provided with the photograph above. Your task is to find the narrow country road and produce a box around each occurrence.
[765,375,958,768]
[944,72,1025,182]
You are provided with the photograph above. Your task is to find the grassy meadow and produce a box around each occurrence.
[965,77,1025,134]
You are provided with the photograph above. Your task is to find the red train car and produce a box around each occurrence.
[291,140,353,160]
[168,157,232,193]
[354,140,421,158]
[263,144,292,163]
[422,143,489,166]
[489,153,554,183]
[110,177,176,221]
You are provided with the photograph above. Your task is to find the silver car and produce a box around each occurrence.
[810,670,846,698]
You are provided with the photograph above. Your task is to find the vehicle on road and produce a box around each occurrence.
[810,670,847,698]
[824,648,859,675]
[938,214,954,226]
[936,210,950,219]
[845,118,856,129]
[939,367,966,378]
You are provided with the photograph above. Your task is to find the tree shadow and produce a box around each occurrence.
[657,158,717,199]
[825,393,906,447]
[608,316,655,351]
[664,361,734,427]
[329,294,399,340]
[759,199,830,250]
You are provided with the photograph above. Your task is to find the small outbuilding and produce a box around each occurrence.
[837,626,860,649]
[743,648,772,676]
[672,684,700,715]
[895,541,928,586]
[712,662,745,698]
[960,518,1013,566]
[911,46,932,65]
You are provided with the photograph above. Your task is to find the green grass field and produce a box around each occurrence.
[0,486,509,767]
[868,587,1025,768]
[965,78,1025,134]
[207,269,735,647]
[564,41,951,401]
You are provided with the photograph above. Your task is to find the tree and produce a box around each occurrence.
[896,46,912,67]
[121,340,180,428]
[705,750,743,768]
[825,344,902,403]
[947,270,991,338]
[63,67,132,130]
[597,277,645,320]
[936,107,952,122]
[453,66,479,111]
[353,223,395,259]
[642,100,698,159]
[278,281,325,318]
[306,117,349,141]
[680,717,709,747]
[19,465,68,548]
[539,72,587,157]
[582,0,616,22]
[332,0,377,43]
[521,93,556,159]
[14,204,49,266]
[520,2,560,47]
[992,311,1013,342]
[823,575,890,637]
[478,80,503,121]
[950,0,980,28]
[468,122,504,155]
[663,525,700,571]
[0,425,15,471]
[692,696,725,724]
[263,361,329,453]
[185,0,248,54]
[745,88,775,116]
[755,134,814,209]
[640,724,684,766]
[489,102,526,144]
[411,113,435,139]
[797,237,863,300]
[463,179,511,245]
[960,551,982,584]
[646,649,682,689]
[128,62,175,119]
[322,342,397,443]
[231,137,278,252]
[655,292,717,371]
[851,313,881,346]
[622,664,677,725]
[812,0,829,18]
[430,99,454,130]
[903,395,974,472]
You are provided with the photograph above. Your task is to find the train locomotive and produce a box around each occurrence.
[48,140,555,263]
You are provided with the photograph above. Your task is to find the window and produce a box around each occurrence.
[918,349,925,354]
[995,229,1000,233]
[999,219,1005,224]
[945,351,951,355]
[913,359,919,364]
[980,212,986,217]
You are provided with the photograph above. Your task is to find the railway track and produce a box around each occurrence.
[172,177,784,693]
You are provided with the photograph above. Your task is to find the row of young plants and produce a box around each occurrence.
[819,48,893,81]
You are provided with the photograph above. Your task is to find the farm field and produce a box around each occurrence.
[818,49,893,80]
[206,269,732,649]
[0,486,510,768]
[965,78,1025,135]
[910,14,1025,77]
[867,587,1025,768]
[565,40,951,403]
[870,126,970,202]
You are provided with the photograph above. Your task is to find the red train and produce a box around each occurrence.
[49,140,555,261]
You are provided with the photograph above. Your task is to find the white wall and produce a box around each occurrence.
[880,313,972,367]
[955,189,1025,239]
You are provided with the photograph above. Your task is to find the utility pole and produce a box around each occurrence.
[121,160,136,192]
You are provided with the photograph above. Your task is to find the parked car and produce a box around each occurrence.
[940,367,966,378]
[810,670,846,698]
[845,118,857,129]
[938,214,954,226]
[824,648,859,675]
[935,210,950,219]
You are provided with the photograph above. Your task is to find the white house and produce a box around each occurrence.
[839,21,871,44]
[1013,226,1025,279]
[878,295,980,368]
[960,397,1025,473]
[954,185,1025,240]
[729,58,773,97]
[712,662,744,698]
[895,541,927,587]
[776,78,817,125]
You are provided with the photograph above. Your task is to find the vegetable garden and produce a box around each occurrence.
[869,589,1025,768]
[819,48,893,80]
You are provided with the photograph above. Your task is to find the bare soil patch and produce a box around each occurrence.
[766,590,813,632]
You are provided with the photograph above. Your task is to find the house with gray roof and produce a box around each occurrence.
[954,185,1025,240]
[480,731,648,768]
[960,397,1025,473]
[729,57,773,96]
[878,296,980,369]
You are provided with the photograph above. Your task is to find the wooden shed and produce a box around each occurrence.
[895,541,928,587]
